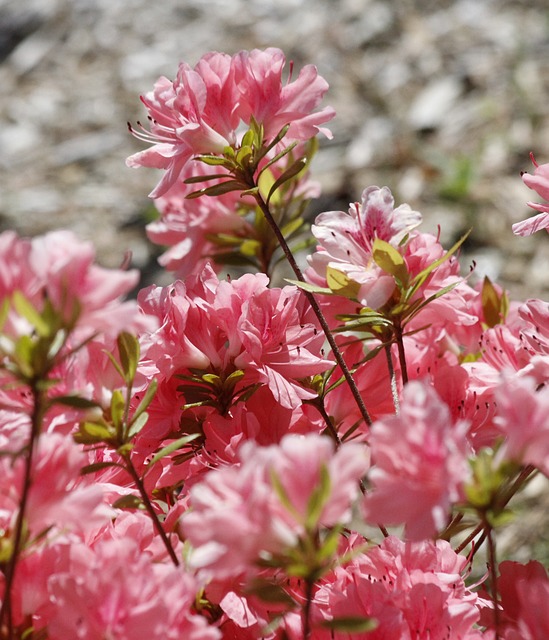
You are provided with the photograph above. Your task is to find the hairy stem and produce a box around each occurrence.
[485,524,501,639]
[253,192,373,427]
[0,384,46,639]
[123,455,179,566]
[384,343,400,413]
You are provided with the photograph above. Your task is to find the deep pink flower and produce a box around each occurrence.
[513,153,549,236]
[363,381,471,539]
[479,560,549,639]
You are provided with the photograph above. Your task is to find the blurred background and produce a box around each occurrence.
[1,0,549,564]
[1,0,549,298]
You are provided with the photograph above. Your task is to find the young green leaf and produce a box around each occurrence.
[326,266,361,299]
[372,238,408,285]
[117,331,140,383]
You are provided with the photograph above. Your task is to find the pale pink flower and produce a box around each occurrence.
[308,186,421,308]
[182,434,368,579]
[363,381,471,539]
[30,231,153,340]
[513,153,549,236]
[494,375,549,475]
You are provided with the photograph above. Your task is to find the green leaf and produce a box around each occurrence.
[0,297,10,333]
[372,238,408,285]
[186,180,244,199]
[12,291,50,337]
[80,461,123,475]
[113,494,144,510]
[266,158,307,205]
[245,579,297,606]
[240,239,261,257]
[73,421,114,445]
[184,172,232,184]
[235,145,253,166]
[280,216,306,239]
[50,395,101,409]
[305,464,331,530]
[481,276,507,328]
[257,141,298,178]
[408,229,471,297]
[117,332,140,383]
[320,616,378,632]
[270,469,300,519]
[110,389,126,434]
[193,154,233,167]
[258,168,278,204]
[326,266,361,299]
[284,279,332,295]
[145,434,201,471]
[127,411,149,439]
[255,123,291,163]
[132,378,158,424]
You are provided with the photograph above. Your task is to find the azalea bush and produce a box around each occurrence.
[2,47,549,639]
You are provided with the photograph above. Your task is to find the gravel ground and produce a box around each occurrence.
[1,0,549,567]
[2,0,549,298]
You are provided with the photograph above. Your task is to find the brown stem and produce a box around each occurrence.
[455,523,484,555]
[123,455,179,566]
[253,192,373,427]
[302,578,314,640]
[486,524,501,639]
[455,465,536,556]
[309,396,341,446]
[0,384,46,639]
[393,320,408,386]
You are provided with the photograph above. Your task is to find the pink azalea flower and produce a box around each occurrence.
[314,535,480,639]
[0,432,112,540]
[233,47,335,141]
[45,537,219,640]
[127,53,239,198]
[146,164,250,278]
[513,153,549,236]
[494,375,549,475]
[127,48,334,198]
[363,381,471,540]
[182,434,368,580]
[479,560,549,639]
[308,186,421,308]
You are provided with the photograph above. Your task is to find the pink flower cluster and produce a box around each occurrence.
[127,48,334,198]
[3,46,549,640]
